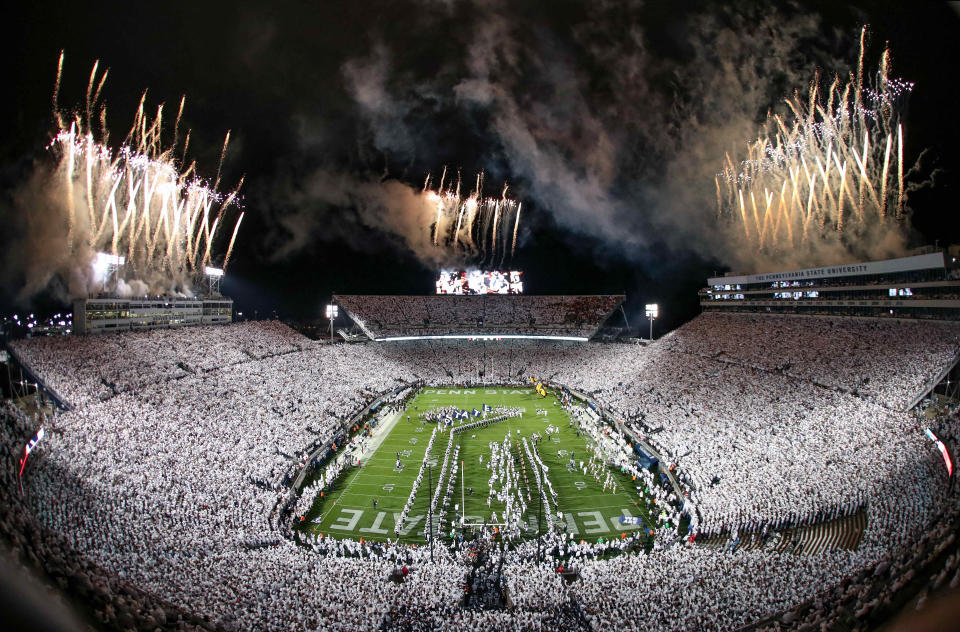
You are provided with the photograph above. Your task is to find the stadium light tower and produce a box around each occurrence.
[205,266,224,295]
[325,304,338,342]
[645,303,659,341]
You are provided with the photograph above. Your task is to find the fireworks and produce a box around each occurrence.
[49,53,243,295]
[716,27,913,254]
[424,168,523,267]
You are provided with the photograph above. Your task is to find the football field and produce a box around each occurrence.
[297,387,659,545]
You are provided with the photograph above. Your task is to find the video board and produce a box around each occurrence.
[436,270,523,295]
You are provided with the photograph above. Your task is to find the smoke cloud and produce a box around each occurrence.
[273,170,449,264]
[276,0,921,274]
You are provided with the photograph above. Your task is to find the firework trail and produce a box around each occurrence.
[430,165,447,245]
[511,202,522,259]
[495,183,508,268]
[223,211,245,273]
[48,55,244,296]
[716,27,914,256]
[431,191,444,246]
[453,199,467,248]
[422,168,522,266]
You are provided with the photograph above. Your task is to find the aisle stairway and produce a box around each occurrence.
[773,510,867,555]
[695,509,867,556]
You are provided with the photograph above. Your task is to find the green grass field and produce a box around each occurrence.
[297,387,659,545]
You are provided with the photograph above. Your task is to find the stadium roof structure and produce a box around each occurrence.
[701,251,960,322]
[333,294,625,342]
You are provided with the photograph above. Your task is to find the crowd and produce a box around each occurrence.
[659,311,960,410]
[590,349,932,539]
[397,428,438,536]
[482,435,529,542]
[9,320,307,408]
[430,445,461,539]
[0,313,956,630]
[336,294,622,339]
[522,437,557,520]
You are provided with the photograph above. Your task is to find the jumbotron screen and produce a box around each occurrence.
[436,270,523,295]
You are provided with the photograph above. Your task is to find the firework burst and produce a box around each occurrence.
[424,168,522,267]
[49,52,244,295]
[716,27,913,255]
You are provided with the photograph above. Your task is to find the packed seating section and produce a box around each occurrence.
[335,295,624,339]
[1,312,957,631]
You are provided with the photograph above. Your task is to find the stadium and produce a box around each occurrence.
[2,251,959,631]
[3,4,960,631]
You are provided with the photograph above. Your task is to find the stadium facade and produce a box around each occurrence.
[701,251,960,319]
[72,296,233,334]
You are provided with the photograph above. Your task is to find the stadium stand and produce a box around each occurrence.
[9,321,307,408]
[1,314,957,631]
[334,294,624,339]
[659,311,960,410]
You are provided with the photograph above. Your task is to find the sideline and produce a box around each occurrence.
[359,409,403,463]
[312,409,405,525]
[313,411,403,525]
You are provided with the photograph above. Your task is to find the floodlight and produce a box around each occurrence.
[645,303,659,341]
[204,266,224,277]
[325,304,338,341]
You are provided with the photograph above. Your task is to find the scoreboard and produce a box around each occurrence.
[436,270,523,295]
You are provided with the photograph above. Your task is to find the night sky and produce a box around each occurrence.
[2,1,959,334]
